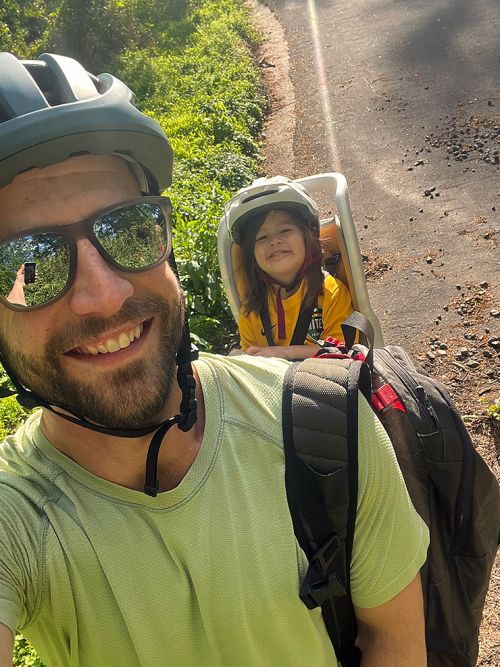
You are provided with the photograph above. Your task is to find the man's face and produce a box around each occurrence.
[0,155,184,429]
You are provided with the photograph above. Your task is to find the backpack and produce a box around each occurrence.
[283,312,500,667]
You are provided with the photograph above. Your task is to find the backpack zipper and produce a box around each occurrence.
[378,349,474,555]
[376,349,438,431]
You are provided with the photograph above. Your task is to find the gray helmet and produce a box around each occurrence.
[0,53,196,498]
[0,52,173,192]
[225,176,320,246]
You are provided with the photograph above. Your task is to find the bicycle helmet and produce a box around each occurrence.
[0,53,196,497]
[225,176,320,246]
[0,52,173,192]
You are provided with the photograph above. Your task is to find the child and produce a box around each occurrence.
[226,177,353,360]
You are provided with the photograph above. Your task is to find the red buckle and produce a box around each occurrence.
[372,384,406,413]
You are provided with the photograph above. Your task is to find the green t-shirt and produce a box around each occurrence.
[0,353,428,667]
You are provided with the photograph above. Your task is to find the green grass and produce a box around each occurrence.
[0,396,28,442]
[13,636,44,667]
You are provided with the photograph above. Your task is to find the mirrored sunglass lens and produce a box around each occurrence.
[94,203,170,269]
[0,233,71,308]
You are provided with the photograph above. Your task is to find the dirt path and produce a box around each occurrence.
[247,0,499,663]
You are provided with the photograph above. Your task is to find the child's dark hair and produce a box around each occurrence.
[239,208,324,317]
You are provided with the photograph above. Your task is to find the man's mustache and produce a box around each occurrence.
[45,296,169,355]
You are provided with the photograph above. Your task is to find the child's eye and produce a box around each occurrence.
[256,234,267,242]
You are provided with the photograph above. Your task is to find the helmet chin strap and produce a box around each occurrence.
[143,320,198,496]
[0,322,198,497]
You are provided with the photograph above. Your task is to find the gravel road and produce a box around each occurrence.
[249,0,499,662]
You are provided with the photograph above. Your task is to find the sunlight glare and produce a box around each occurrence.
[308,0,340,169]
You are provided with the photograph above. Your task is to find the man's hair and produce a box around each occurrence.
[240,208,324,317]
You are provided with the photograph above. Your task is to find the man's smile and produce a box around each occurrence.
[65,318,153,359]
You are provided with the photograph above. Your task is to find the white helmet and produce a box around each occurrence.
[225,176,320,246]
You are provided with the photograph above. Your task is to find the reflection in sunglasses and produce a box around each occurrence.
[0,197,172,311]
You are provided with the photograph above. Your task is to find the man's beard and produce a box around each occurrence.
[0,293,185,429]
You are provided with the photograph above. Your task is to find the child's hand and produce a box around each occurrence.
[245,345,320,360]
[245,346,283,358]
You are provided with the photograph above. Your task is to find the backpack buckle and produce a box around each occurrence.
[300,534,347,609]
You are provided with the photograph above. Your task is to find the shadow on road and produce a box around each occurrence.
[383,0,500,100]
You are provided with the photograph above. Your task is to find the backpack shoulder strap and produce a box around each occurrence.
[282,356,370,666]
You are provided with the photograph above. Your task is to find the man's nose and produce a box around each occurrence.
[68,238,134,316]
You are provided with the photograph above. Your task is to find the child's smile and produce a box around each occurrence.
[268,247,291,260]
[254,210,306,285]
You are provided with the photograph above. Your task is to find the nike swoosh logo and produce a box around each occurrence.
[260,323,277,336]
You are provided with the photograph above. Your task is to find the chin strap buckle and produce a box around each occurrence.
[143,342,198,495]
[177,344,198,432]
[144,480,160,498]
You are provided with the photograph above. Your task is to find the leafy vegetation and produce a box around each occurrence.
[1,0,265,664]
[0,397,27,442]
[0,368,28,445]
[487,398,500,422]
[0,0,57,57]
[137,1,264,348]
[1,0,263,350]
[12,636,44,667]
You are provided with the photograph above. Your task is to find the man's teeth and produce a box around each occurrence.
[80,323,144,355]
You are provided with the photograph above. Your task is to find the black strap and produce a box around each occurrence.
[324,252,341,275]
[290,301,316,345]
[345,361,371,564]
[260,300,316,346]
[261,307,275,346]
[144,417,179,496]
[341,311,375,368]
[282,360,367,666]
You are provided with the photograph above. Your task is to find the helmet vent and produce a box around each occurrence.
[68,150,91,158]
[242,189,279,204]
[25,62,66,106]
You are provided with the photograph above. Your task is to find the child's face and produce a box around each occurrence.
[253,210,306,285]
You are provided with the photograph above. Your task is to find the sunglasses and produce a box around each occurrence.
[0,196,172,311]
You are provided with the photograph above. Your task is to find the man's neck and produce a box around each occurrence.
[38,370,205,492]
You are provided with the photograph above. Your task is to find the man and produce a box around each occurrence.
[0,53,428,666]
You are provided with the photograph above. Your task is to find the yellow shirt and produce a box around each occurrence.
[239,274,353,350]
